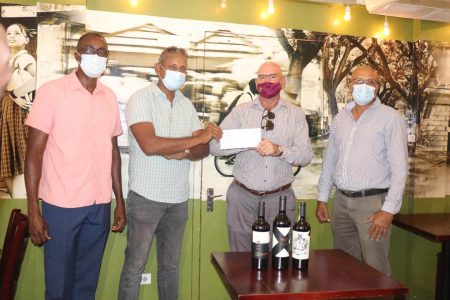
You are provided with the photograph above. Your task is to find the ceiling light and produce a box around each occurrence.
[219,0,227,9]
[130,0,138,6]
[344,5,351,21]
[268,0,275,15]
[383,15,390,36]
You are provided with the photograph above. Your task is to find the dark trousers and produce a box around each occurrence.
[42,201,111,300]
[118,191,188,300]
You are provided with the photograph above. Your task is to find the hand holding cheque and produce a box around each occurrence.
[220,128,281,156]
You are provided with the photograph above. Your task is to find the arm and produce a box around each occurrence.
[163,129,210,161]
[111,136,126,232]
[186,129,209,160]
[130,122,219,156]
[279,110,314,166]
[13,55,36,97]
[317,117,339,203]
[25,127,51,246]
[366,114,408,240]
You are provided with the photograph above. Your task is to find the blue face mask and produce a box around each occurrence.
[160,66,186,91]
[352,84,376,105]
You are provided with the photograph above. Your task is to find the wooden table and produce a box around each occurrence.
[211,250,408,299]
[393,213,450,300]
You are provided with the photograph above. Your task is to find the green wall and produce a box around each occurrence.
[2,0,450,42]
[1,0,449,299]
[1,196,449,299]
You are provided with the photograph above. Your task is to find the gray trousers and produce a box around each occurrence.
[332,189,391,275]
[226,182,296,252]
[118,191,188,300]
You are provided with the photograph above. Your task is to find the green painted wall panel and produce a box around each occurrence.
[1,196,449,299]
[2,1,449,42]
[0,0,35,4]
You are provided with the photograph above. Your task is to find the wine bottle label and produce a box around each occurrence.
[252,231,270,244]
[252,243,269,259]
[272,227,290,258]
[292,230,310,260]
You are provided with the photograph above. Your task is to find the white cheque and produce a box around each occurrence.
[220,128,261,150]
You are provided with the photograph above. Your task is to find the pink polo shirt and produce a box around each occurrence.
[26,71,122,208]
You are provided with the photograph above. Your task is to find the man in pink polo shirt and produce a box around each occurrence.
[25,32,126,300]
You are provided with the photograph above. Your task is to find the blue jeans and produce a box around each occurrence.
[42,201,110,300]
[118,191,188,300]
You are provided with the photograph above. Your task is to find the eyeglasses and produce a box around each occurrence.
[77,46,109,57]
[261,109,275,131]
[352,78,379,86]
[257,73,278,81]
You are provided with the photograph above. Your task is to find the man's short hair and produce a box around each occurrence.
[76,32,107,49]
[158,46,188,64]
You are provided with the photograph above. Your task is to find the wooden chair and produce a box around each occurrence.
[0,209,29,300]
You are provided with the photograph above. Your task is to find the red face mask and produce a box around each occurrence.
[257,82,281,99]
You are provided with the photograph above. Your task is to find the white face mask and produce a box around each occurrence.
[79,54,107,78]
[352,84,376,105]
[161,67,186,91]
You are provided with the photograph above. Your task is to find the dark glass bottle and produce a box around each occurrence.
[272,196,291,270]
[252,201,270,270]
[292,201,311,270]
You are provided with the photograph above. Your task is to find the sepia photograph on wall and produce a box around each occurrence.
[0,3,448,201]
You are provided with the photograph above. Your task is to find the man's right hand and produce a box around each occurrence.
[200,123,222,143]
[315,201,331,223]
[29,213,51,246]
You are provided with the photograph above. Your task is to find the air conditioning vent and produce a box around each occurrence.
[365,0,450,22]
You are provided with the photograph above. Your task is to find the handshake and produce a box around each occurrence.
[199,122,222,143]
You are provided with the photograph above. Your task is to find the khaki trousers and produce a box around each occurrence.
[332,189,391,275]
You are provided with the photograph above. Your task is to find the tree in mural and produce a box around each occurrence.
[413,40,439,148]
[321,35,368,116]
[275,29,327,98]
[322,35,415,117]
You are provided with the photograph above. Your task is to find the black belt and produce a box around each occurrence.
[339,188,389,198]
[234,179,291,197]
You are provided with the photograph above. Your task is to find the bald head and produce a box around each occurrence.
[0,24,12,95]
[351,65,379,83]
[257,61,283,77]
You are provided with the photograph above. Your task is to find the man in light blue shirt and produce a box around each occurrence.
[316,65,408,275]
[118,46,221,300]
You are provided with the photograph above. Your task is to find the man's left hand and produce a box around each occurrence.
[112,201,126,233]
[256,139,281,156]
[164,151,188,160]
[365,210,393,241]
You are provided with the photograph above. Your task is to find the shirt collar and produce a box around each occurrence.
[251,95,287,111]
[345,97,381,113]
[68,70,106,95]
[152,81,182,104]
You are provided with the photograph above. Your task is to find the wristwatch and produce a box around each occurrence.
[277,145,284,156]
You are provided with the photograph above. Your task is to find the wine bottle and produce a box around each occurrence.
[272,195,291,270]
[252,201,270,270]
[292,201,311,270]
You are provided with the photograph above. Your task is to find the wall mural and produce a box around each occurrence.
[0,3,448,200]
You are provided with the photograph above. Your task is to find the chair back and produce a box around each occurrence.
[0,209,29,300]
